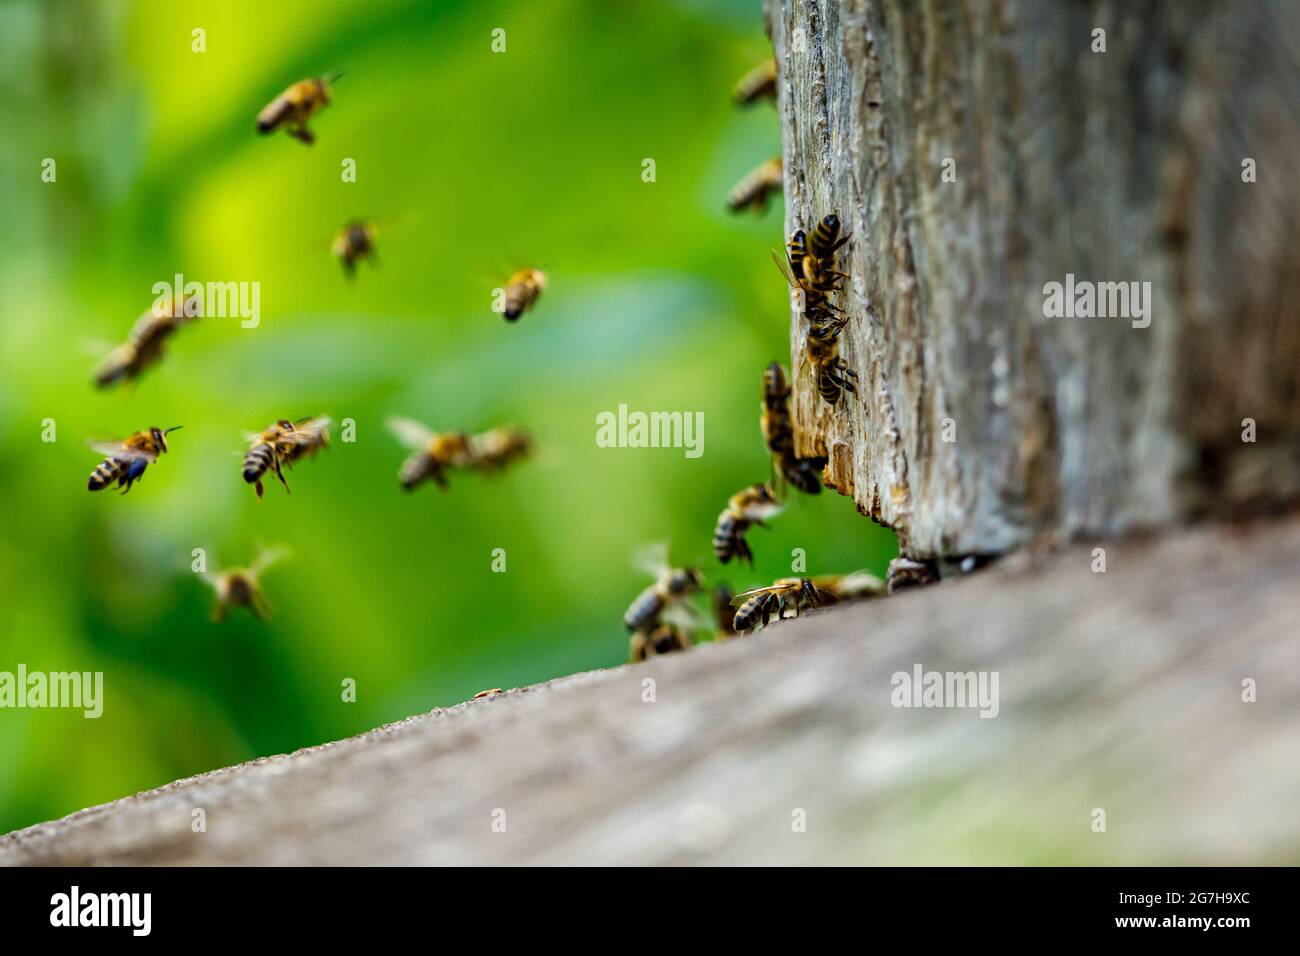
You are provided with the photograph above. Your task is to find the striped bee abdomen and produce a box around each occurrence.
[713,512,752,565]
[399,451,442,491]
[88,457,126,492]
[733,593,774,633]
[243,443,274,484]
[623,586,666,632]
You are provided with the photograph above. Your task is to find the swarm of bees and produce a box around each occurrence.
[387,419,531,491]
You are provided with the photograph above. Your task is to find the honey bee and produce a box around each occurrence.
[386,417,475,491]
[727,156,783,213]
[807,213,852,261]
[731,577,827,633]
[773,234,845,322]
[497,268,547,322]
[733,57,778,106]
[94,296,200,388]
[202,548,287,623]
[812,570,886,603]
[332,219,377,278]
[806,318,858,405]
[760,363,826,494]
[629,623,692,662]
[87,426,182,494]
[713,483,781,565]
[242,416,331,498]
[623,563,705,633]
[712,584,737,637]
[256,72,342,144]
[469,426,531,473]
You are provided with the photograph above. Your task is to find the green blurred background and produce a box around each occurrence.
[0,0,895,834]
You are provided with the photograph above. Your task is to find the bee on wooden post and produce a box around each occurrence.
[806,316,858,405]
[629,623,693,662]
[256,71,342,144]
[242,416,331,498]
[202,548,287,623]
[94,296,201,389]
[87,426,182,494]
[731,577,828,633]
[727,156,783,214]
[332,219,377,278]
[761,362,827,494]
[733,57,777,106]
[713,483,781,565]
[496,268,547,322]
[807,213,852,261]
[469,426,531,473]
[812,570,886,603]
[386,417,475,491]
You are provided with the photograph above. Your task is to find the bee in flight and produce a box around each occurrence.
[256,71,342,144]
[712,584,737,637]
[469,426,531,473]
[760,361,826,494]
[202,548,287,623]
[495,268,547,322]
[332,219,377,278]
[87,426,182,494]
[732,577,828,633]
[733,57,777,106]
[629,623,692,662]
[713,482,781,565]
[386,417,475,491]
[727,156,783,214]
[624,562,704,633]
[242,416,331,498]
[94,295,200,389]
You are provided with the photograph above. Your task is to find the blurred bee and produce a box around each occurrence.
[94,296,200,388]
[629,623,692,662]
[733,57,777,106]
[813,570,886,603]
[256,71,342,144]
[202,548,287,623]
[760,362,826,494]
[731,577,827,633]
[497,268,547,322]
[332,219,377,278]
[727,156,783,213]
[386,417,475,491]
[712,584,737,637]
[469,426,531,473]
[242,416,331,498]
[624,562,705,633]
[713,483,781,565]
[87,426,182,494]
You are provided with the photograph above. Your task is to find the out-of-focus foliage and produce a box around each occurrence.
[0,0,895,833]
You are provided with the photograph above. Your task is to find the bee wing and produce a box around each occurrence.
[661,602,700,631]
[386,416,435,449]
[771,248,801,292]
[293,415,332,433]
[631,541,671,578]
[250,546,290,578]
[731,584,777,605]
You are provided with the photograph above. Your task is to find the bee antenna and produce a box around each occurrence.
[164,425,184,434]
[324,69,346,84]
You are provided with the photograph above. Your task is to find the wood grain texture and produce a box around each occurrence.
[767,0,1300,558]
[3,517,1297,865]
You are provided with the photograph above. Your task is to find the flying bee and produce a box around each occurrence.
[202,548,287,623]
[94,296,201,388]
[242,416,331,498]
[727,156,783,213]
[733,57,777,106]
[629,623,692,662]
[386,417,475,491]
[713,483,781,565]
[623,561,705,633]
[469,426,531,473]
[87,426,182,494]
[731,577,827,633]
[256,71,342,144]
[496,268,547,322]
[332,219,377,278]
[807,213,852,261]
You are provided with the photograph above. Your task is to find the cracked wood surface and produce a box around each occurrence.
[768,0,1300,558]
[2,517,1297,865]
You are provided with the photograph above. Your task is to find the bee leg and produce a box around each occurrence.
[273,454,291,494]
[249,589,272,621]
[254,479,264,500]
[289,125,315,145]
